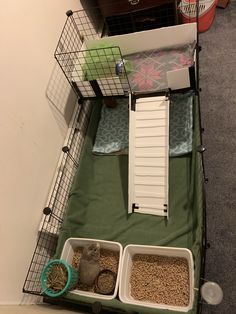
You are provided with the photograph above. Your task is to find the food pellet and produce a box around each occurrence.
[130,254,190,307]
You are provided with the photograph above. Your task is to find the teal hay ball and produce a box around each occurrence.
[40,259,78,297]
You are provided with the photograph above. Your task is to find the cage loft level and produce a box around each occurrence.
[55,22,197,100]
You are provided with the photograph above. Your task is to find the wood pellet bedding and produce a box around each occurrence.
[130,254,190,307]
[72,247,119,293]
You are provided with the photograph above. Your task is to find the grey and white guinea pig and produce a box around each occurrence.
[78,242,100,287]
[81,242,100,261]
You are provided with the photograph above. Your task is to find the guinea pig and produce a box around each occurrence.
[78,242,100,287]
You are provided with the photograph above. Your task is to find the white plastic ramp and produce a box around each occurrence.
[129,94,169,217]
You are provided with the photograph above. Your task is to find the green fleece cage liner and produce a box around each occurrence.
[23,92,206,314]
[52,95,205,314]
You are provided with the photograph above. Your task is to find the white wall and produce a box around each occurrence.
[0,0,82,305]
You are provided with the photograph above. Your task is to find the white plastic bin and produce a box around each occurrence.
[60,237,123,300]
[119,244,194,312]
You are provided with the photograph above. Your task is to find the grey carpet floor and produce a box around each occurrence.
[199,2,236,313]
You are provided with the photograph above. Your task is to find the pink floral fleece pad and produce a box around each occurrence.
[125,43,195,92]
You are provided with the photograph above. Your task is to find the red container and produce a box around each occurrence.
[179,0,217,32]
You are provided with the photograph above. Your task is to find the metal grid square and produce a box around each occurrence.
[98,77,125,96]
[75,81,96,98]
[23,101,92,295]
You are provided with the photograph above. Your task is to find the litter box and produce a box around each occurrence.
[119,244,194,312]
[60,237,123,300]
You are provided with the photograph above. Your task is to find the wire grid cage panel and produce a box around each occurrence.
[23,216,59,295]
[70,50,86,81]
[45,101,92,226]
[55,17,82,60]
[105,3,178,36]
[72,7,104,40]
[55,9,104,86]
[74,81,96,98]
[54,16,84,95]
[129,95,169,217]
[56,52,78,82]
[23,101,92,295]
[37,104,82,234]
[97,77,126,96]
[59,43,89,83]
[66,46,130,98]
[70,46,122,79]
[71,2,179,37]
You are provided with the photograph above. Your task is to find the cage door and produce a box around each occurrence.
[128,95,169,217]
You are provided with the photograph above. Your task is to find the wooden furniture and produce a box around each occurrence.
[97,0,179,35]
